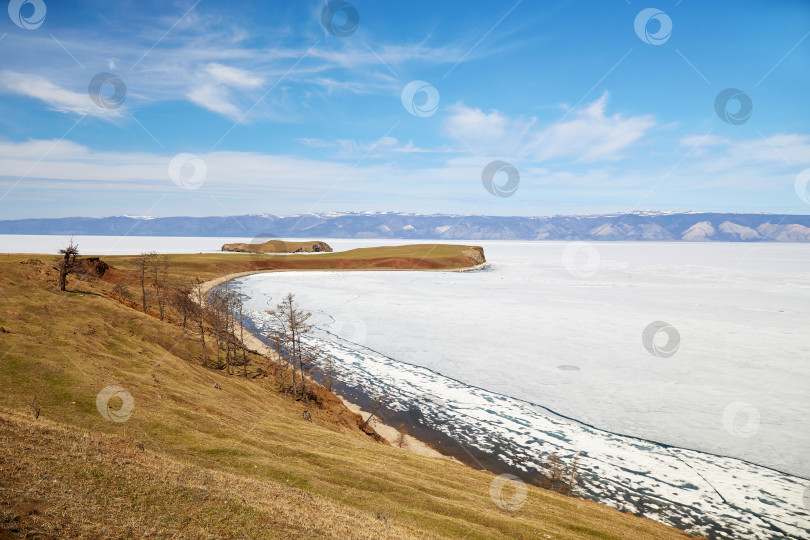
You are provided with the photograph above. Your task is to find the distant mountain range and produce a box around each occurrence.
[1,212,809,242]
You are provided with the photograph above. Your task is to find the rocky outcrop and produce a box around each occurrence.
[460,246,486,266]
[74,257,110,278]
[221,240,333,254]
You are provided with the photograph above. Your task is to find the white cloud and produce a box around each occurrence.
[0,138,494,196]
[1,136,807,217]
[443,105,533,150]
[187,84,243,120]
[298,136,451,159]
[298,137,338,148]
[205,63,263,89]
[311,77,384,95]
[0,17,507,122]
[0,71,124,119]
[186,63,266,121]
[537,94,656,162]
[680,133,810,172]
[443,93,656,164]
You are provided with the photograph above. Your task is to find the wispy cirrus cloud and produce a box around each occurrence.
[187,62,265,121]
[205,63,264,89]
[682,133,810,171]
[0,22,502,122]
[0,71,124,119]
[0,134,806,217]
[187,84,243,120]
[443,93,657,164]
[299,136,452,158]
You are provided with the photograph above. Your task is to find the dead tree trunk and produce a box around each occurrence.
[136,252,149,313]
[359,391,388,431]
[237,294,249,378]
[57,239,79,292]
[193,277,207,367]
[151,253,168,321]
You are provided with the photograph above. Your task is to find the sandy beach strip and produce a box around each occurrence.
[198,268,466,461]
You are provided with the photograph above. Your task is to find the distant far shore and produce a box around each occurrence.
[1,210,809,241]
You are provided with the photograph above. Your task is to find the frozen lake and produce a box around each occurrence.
[230,240,810,539]
[235,241,810,475]
[5,235,810,537]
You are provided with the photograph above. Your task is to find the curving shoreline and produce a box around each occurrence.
[197,265,487,461]
[219,264,810,540]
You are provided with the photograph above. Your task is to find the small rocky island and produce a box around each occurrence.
[221,239,333,254]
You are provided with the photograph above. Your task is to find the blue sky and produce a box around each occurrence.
[0,0,808,219]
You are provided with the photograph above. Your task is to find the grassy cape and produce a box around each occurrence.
[0,245,697,539]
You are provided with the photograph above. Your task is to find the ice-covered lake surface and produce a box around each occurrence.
[228,240,810,540]
[0,234,258,255]
[5,235,810,538]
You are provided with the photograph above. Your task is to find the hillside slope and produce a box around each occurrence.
[0,254,696,539]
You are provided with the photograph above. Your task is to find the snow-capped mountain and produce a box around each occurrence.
[1,212,809,242]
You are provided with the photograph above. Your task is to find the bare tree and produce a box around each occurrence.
[565,453,581,496]
[135,252,150,312]
[267,328,291,394]
[57,239,79,291]
[545,453,565,492]
[236,293,250,378]
[150,253,169,320]
[193,277,207,367]
[199,286,251,377]
[322,355,337,392]
[223,286,235,375]
[359,390,389,431]
[267,293,312,401]
[297,339,321,398]
[170,279,194,330]
[210,288,224,369]
[112,281,129,299]
[536,452,580,496]
[395,422,408,448]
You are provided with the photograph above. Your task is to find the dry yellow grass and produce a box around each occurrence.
[0,410,433,539]
[0,253,699,539]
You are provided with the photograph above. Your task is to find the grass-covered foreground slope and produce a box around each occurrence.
[0,252,697,539]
